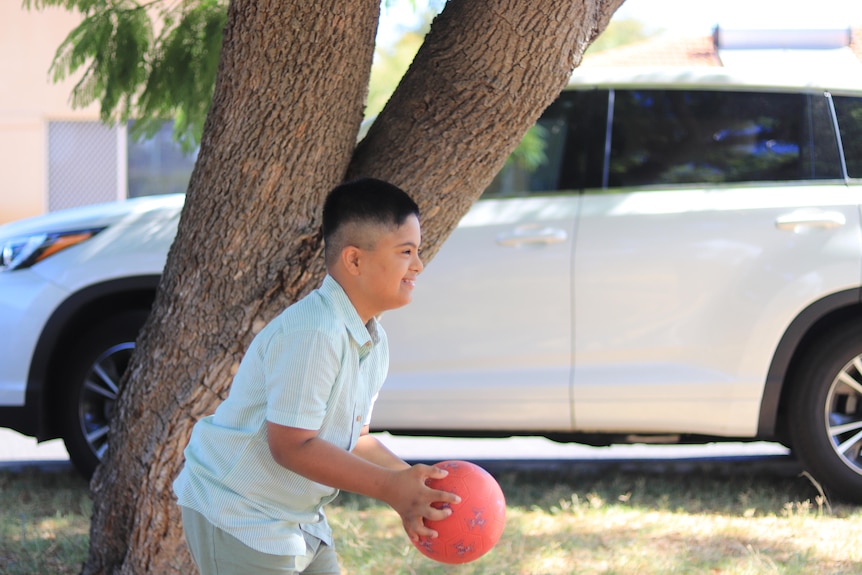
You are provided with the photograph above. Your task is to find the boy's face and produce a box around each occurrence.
[355,214,423,319]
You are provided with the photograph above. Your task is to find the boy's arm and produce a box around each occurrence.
[267,421,459,541]
[352,425,409,470]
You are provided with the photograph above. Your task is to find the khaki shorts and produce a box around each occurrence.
[180,507,341,575]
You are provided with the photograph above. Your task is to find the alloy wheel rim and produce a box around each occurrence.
[78,342,135,461]
[825,354,862,476]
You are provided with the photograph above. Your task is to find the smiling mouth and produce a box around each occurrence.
[402,278,416,287]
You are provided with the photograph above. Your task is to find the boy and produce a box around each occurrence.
[173,178,459,574]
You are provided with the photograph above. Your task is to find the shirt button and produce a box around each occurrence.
[356,416,362,422]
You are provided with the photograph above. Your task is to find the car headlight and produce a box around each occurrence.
[0,228,104,272]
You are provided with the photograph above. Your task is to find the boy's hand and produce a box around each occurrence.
[267,423,459,540]
[384,464,461,541]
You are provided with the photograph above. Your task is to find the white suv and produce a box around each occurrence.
[2,67,862,501]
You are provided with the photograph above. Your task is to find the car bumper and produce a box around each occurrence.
[0,269,69,406]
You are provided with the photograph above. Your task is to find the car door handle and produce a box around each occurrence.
[775,210,846,232]
[496,226,568,247]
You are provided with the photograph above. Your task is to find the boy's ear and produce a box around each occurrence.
[341,245,362,276]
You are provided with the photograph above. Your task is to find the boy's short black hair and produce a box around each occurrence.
[322,178,420,265]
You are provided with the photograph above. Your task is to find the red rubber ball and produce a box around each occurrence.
[413,460,507,564]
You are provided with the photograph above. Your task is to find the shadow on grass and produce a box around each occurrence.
[334,464,862,574]
[496,465,833,516]
[338,457,847,517]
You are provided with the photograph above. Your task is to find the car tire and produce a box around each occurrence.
[788,322,862,503]
[58,310,148,479]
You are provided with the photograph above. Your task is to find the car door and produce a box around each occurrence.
[375,102,580,433]
[571,88,862,438]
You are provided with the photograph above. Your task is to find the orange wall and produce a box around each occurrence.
[0,5,98,224]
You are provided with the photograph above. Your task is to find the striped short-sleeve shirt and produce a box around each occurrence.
[173,274,389,555]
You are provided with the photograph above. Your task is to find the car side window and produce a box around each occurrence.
[481,118,567,198]
[833,95,862,179]
[607,90,839,188]
[481,90,608,197]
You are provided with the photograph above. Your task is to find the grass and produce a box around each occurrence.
[331,466,862,574]
[0,468,90,575]
[2,462,861,574]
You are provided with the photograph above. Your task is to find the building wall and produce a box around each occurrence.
[0,5,98,224]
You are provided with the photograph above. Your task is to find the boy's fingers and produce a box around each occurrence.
[398,463,464,542]
[425,504,453,522]
[432,487,461,505]
[405,518,438,541]
[428,464,449,478]
[414,463,448,481]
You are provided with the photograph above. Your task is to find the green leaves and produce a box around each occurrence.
[24,0,227,151]
[508,123,549,171]
[138,0,226,150]
[23,0,110,12]
[52,5,151,121]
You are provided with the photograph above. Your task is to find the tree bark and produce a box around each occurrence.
[83,0,381,572]
[83,0,624,573]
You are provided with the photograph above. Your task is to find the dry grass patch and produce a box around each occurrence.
[331,467,862,574]
[2,461,861,574]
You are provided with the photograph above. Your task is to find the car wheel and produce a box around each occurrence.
[59,310,148,479]
[788,322,862,503]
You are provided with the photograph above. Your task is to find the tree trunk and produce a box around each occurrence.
[83,0,624,573]
[82,0,381,572]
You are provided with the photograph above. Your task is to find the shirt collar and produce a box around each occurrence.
[319,274,381,347]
